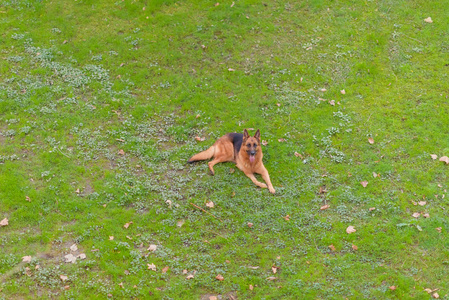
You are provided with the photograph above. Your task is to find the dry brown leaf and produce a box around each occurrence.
[228,68,235,72]
[294,152,304,158]
[109,236,114,241]
[436,227,442,233]
[418,201,426,206]
[195,136,206,142]
[328,244,336,251]
[249,284,254,290]
[165,200,172,208]
[439,156,449,164]
[320,88,327,92]
[206,201,215,208]
[271,266,277,274]
[22,256,32,263]
[340,89,346,94]
[276,103,281,107]
[266,276,277,281]
[424,17,433,23]
[77,253,86,260]
[389,286,396,291]
[262,140,268,146]
[60,275,68,282]
[278,138,286,142]
[118,149,125,155]
[369,207,376,211]
[64,254,76,264]
[423,213,430,218]
[352,244,358,251]
[283,215,290,221]
[431,154,438,160]
[148,244,157,252]
[26,196,31,202]
[162,266,169,274]
[412,212,420,218]
[118,282,124,288]
[368,138,374,144]
[247,222,253,228]
[70,244,78,252]
[186,274,194,280]
[433,292,439,299]
[123,221,133,229]
[360,181,368,188]
[329,100,335,106]
[147,263,156,271]
[372,172,378,178]
[346,226,356,234]
[248,266,259,269]
[215,274,224,281]
[0,218,8,227]
[177,220,185,227]
[320,204,330,210]
[209,296,218,300]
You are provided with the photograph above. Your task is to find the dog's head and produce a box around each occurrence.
[243,129,261,163]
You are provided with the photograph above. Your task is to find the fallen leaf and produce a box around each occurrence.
[22,256,32,263]
[360,181,368,188]
[368,138,374,144]
[424,288,432,293]
[248,266,259,269]
[433,292,439,299]
[418,201,426,206]
[262,140,268,146]
[249,284,254,290]
[60,275,68,282]
[229,168,235,174]
[228,68,235,72]
[329,100,335,106]
[230,1,234,7]
[147,263,156,271]
[70,244,78,252]
[0,218,8,227]
[26,196,31,202]
[118,149,125,155]
[64,254,76,263]
[75,188,80,194]
[346,226,356,234]
[177,220,185,227]
[278,138,286,142]
[109,236,114,240]
[77,253,86,260]
[271,266,278,274]
[431,154,438,160]
[123,221,133,229]
[436,227,442,233]
[148,244,157,252]
[412,212,420,218]
[424,17,433,23]
[276,103,281,107]
[247,222,253,228]
[186,274,194,279]
[64,285,70,290]
[328,244,336,251]
[195,136,206,142]
[389,286,396,291]
[266,277,277,281]
[320,204,330,210]
[294,152,303,158]
[352,244,358,251]
[340,89,346,94]
[372,172,378,178]
[439,156,449,164]
[423,213,430,218]
[162,266,169,274]
[165,200,172,208]
[369,207,376,211]
[206,201,215,208]
[118,282,124,288]
[215,274,224,281]
[320,88,327,92]
[209,296,218,300]
[283,215,290,221]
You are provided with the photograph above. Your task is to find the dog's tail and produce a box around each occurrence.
[188,146,215,163]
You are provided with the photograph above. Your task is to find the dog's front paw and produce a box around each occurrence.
[259,183,268,189]
[268,187,276,194]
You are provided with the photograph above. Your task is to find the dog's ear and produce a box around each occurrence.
[243,129,249,139]
[254,129,260,140]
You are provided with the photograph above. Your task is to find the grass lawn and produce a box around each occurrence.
[1,0,449,299]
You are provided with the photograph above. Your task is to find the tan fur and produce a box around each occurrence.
[188,129,275,194]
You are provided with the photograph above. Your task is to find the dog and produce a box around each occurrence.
[188,129,275,194]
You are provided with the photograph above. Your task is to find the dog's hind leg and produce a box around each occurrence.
[207,157,228,175]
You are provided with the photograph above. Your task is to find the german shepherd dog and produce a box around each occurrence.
[188,129,275,194]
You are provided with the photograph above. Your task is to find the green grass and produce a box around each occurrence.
[1,0,449,299]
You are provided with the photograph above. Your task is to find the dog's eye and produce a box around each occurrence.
[247,143,251,147]
[253,143,257,147]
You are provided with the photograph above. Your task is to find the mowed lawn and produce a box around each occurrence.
[1,0,449,299]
